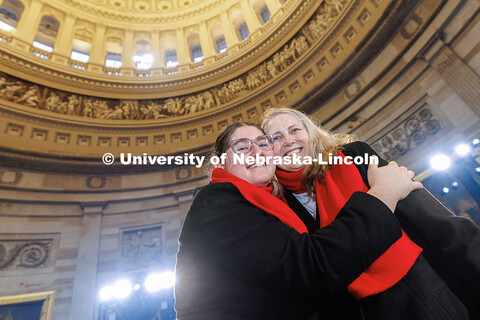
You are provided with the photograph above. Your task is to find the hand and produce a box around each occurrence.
[367,158,423,212]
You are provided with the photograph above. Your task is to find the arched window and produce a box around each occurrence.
[165,49,178,68]
[71,50,89,63]
[191,44,203,62]
[105,37,123,68]
[70,28,93,63]
[133,39,153,69]
[238,22,249,40]
[260,5,271,24]
[32,16,60,53]
[105,52,122,68]
[215,35,227,53]
[0,0,24,30]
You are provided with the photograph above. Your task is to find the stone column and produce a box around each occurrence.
[429,45,480,117]
[176,27,189,64]
[240,0,260,33]
[69,203,104,320]
[151,30,161,68]
[54,14,76,57]
[122,30,135,69]
[13,0,44,46]
[220,11,238,47]
[199,20,214,57]
[89,24,107,66]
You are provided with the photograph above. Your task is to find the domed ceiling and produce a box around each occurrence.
[60,0,228,22]
[0,0,435,173]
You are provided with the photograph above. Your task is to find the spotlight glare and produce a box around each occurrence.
[472,139,479,145]
[451,181,458,188]
[442,187,449,194]
[113,279,133,299]
[134,284,141,291]
[99,285,115,301]
[455,144,470,157]
[476,167,480,173]
[145,271,176,292]
[430,154,451,171]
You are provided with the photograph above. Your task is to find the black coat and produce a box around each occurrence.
[283,142,480,319]
[175,178,403,318]
[175,142,480,319]
[341,141,480,319]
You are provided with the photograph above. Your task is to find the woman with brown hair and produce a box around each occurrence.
[261,107,480,319]
[175,121,421,319]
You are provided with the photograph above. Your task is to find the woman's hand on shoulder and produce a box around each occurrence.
[367,159,423,212]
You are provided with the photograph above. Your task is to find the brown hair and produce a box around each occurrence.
[261,107,356,197]
[210,121,283,198]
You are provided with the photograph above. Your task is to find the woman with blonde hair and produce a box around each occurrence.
[175,121,422,319]
[261,107,480,319]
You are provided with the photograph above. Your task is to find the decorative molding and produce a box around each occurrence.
[0,239,52,270]
[371,105,442,160]
[121,225,164,271]
[0,0,318,98]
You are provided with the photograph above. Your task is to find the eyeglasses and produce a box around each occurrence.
[229,135,274,153]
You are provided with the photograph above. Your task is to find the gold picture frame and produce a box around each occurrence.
[0,291,55,320]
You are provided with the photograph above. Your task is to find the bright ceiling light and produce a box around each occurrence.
[430,154,451,171]
[455,144,470,157]
[145,271,176,292]
[472,138,479,145]
[113,279,133,299]
[99,285,115,301]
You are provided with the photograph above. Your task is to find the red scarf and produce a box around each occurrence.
[210,168,308,233]
[276,151,422,299]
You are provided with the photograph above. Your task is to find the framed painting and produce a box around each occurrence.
[0,291,55,320]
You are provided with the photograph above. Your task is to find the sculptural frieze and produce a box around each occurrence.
[0,0,346,121]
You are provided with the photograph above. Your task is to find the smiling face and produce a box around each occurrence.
[264,113,311,172]
[221,126,276,187]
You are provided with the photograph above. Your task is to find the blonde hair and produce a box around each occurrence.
[261,107,356,196]
[209,121,283,198]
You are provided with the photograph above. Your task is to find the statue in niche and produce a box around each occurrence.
[66,95,79,115]
[16,86,40,107]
